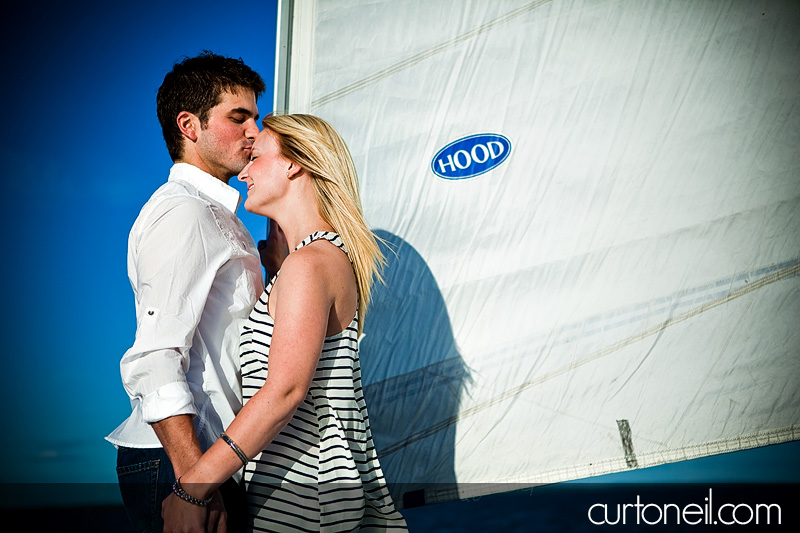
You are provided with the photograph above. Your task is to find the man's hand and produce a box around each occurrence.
[259,220,289,280]
[162,489,227,533]
[205,489,228,533]
[162,491,207,533]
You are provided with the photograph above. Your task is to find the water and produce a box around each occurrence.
[6,441,799,532]
[8,483,797,532]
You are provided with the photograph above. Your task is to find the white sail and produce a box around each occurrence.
[274,0,800,508]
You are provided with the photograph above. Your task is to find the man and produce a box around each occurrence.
[106,51,266,533]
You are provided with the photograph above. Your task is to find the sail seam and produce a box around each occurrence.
[311,0,553,108]
[478,425,800,489]
[471,256,800,366]
[402,426,800,504]
[379,260,800,456]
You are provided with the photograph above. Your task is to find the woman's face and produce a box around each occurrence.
[238,129,291,216]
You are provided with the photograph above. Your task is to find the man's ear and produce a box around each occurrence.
[176,111,199,142]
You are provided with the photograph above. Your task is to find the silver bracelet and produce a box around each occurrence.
[220,432,249,467]
[172,476,213,507]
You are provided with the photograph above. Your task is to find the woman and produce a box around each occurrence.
[162,114,407,532]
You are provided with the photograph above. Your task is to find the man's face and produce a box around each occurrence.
[195,89,260,180]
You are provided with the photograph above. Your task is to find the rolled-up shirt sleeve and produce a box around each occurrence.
[120,196,230,424]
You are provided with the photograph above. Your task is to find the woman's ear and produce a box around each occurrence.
[287,163,300,179]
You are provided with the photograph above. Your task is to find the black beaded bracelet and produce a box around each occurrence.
[220,432,249,467]
[172,476,213,507]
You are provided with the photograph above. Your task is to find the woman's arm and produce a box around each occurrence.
[161,247,336,532]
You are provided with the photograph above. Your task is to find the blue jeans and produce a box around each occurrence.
[116,446,245,533]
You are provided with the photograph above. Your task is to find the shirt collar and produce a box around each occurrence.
[168,163,242,214]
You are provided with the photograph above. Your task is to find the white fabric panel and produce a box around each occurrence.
[283,0,800,506]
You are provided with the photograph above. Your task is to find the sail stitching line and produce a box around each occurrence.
[311,0,553,109]
[478,257,799,365]
[380,260,800,456]
[481,424,800,488]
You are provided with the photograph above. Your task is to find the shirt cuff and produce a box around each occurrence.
[141,381,198,423]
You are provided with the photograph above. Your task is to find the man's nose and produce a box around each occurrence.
[244,118,260,139]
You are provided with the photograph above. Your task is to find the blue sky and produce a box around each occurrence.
[0,0,278,493]
[0,0,796,509]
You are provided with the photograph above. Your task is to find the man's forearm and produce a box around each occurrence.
[151,414,204,478]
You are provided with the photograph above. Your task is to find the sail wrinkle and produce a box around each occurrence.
[312,0,554,108]
[285,0,800,502]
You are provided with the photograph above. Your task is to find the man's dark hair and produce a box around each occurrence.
[157,51,266,161]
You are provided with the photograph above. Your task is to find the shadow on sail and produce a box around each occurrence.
[360,230,470,509]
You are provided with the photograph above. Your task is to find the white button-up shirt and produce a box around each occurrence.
[106,163,263,452]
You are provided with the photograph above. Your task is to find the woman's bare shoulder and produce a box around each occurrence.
[273,238,357,333]
[279,239,350,290]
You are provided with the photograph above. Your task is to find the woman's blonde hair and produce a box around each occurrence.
[262,113,384,335]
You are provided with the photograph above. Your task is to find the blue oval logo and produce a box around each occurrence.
[431,133,511,180]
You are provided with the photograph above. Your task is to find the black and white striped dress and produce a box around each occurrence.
[240,232,407,532]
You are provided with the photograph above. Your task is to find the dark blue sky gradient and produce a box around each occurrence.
[0,0,277,491]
